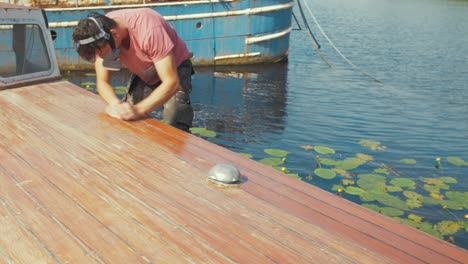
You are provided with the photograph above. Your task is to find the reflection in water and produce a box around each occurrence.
[191,63,288,149]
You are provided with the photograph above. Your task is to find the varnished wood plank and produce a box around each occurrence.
[0,101,201,263]
[2,82,466,263]
[4,85,370,262]
[0,104,179,263]
[0,152,103,264]
[1,88,302,261]
[0,185,56,264]
[22,82,468,262]
[12,86,396,263]
[6,88,330,258]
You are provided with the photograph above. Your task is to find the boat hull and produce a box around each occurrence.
[15,0,294,69]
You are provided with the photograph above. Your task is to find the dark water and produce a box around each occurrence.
[67,0,468,249]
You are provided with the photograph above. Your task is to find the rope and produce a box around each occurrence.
[299,0,383,83]
[296,0,332,67]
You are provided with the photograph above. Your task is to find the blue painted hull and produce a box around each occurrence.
[41,0,294,69]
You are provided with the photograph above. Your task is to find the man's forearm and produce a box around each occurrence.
[136,80,179,115]
[97,81,121,105]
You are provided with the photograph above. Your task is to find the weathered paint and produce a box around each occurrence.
[1,0,293,69]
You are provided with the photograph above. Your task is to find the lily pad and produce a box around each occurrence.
[335,157,366,170]
[341,179,355,185]
[403,191,423,200]
[287,173,301,179]
[356,153,373,161]
[264,149,289,157]
[114,86,127,95]
[359,140,386,151]
[390,178,416,188]
[435,221,462,235]
[318,158,337,166]
[445,191,468,208]
[406,198,423,209]
[362,203,381,212]
[314,168,336,179]
[357,174,387,191]
[238,153,253,159]
[419,223,443,239]
[439,176,458,184]
[314,146,335,155]
[447,156,468,166]
[258,157,283,167]
[80,81,95,87]
[386,185,403,192]
[373,168,390,175]
[400,158,416,164]
[375,193,408,210]
[345,186,366,196]
[408,214,423,223]
[189,127,217,138]
[380,207,404,217]
[333,168,352,178]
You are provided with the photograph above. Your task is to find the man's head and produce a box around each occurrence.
[72,13,117,62]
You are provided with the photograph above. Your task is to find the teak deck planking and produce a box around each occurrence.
[0,81,466,263]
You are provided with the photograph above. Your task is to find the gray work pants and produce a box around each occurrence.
[122,59,194,132]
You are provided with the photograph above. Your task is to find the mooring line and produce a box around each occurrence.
[299,0,383,83]
[296,0,332,67]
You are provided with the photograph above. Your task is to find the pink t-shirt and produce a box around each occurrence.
[106,8,190,85]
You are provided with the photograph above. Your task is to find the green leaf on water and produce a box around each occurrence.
[345,186,366,196]
[419,222,443,239]
[435,221,462,236]
[374,168,390,175]
[357,174,387,191]
[386,185,403,192]
[390,178,416,188]
[341,179,355,186]
[403,190,423,200]
[238,153,253,159]
[318,158,337,166]
[408,214,423,223]
[356,153,373,161]
[189,127,217,138]
[80,81,95,87]
[375,193,408,210]
[335,157,366,170]
[406,198,423,209]
[447,156,468,166]
[264,149,289,157]
[362,203,381,212]
[359,140,386,151]
[396,217,422,228]
[314,146,335,155]
[380,207,404,217]
[439,176,458,184]
[314,168,336,179]
[287,173,301,179]
[445,191,468,209]
[258,157,283,167]
[331,184,343,192]
[400,158,417,164]
[114,86,127,95]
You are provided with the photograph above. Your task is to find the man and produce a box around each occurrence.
[72,8,194,132]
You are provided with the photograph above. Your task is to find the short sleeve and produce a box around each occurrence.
[142,25,175,63]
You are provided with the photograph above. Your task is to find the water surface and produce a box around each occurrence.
[67,0,468,248]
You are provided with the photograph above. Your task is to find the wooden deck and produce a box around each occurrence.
[0,81,466,263]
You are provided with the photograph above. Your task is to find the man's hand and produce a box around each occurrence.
[105,103,146,121]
